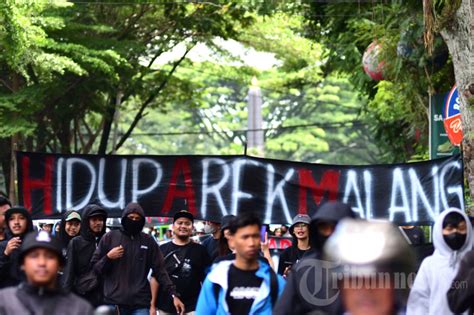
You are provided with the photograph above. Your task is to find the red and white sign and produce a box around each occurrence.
[443,85,463,146]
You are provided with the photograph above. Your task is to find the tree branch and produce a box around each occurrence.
[74,118,86,153]
[197,110,231,143]
[117,5,150,41]
[0,78,14,92]
[112,44,195,153]
[83,117,104,154]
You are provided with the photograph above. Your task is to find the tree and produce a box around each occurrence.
[0,1,262,196]
[118,13,382,165]
[423,0,474,208]
[299,1,454,162]
[299,1,473,207]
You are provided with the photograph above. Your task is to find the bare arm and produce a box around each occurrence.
[150,277,159,315]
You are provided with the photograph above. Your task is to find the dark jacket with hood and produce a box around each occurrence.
[62,204,107,306]
[274,201,355,315]
[0,207,34,288]
[447,250,474,314]
[0,282,93,315]
[57,210,81,258]
[90,203,176,308]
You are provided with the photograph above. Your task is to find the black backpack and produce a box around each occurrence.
[213,267,279,308]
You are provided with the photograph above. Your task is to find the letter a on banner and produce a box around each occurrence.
[162,158,197,215]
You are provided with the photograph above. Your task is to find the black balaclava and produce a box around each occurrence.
[310,201,355,251]
[122,216,145,235]
[443,212,467,251]
[313,222,334,250]
[121,202,146,236]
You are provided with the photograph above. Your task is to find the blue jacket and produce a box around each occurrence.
[196,260,285,315]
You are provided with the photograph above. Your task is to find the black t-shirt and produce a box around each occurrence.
[277,246,309,275]
[226,264,263,315]
[201,235,219,261]
[157,241,211,312]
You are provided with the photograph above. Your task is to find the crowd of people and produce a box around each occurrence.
[0,194,474,314]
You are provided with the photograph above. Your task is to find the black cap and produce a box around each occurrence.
[86,205,108,218]
[5,206,30,222]
[221,214,236,231]
[173,210,194,223]
[19,231,65,265]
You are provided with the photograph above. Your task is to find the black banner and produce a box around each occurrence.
[16,152,464,224]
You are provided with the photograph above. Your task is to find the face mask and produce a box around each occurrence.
[443,232,466,251]
[204,224,216,234]
[122,217,144,235]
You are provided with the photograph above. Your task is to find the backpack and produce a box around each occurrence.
[213,267,279,308]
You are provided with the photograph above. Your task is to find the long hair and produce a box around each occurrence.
[217,229,231,257]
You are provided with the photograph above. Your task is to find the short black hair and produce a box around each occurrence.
[228,213,261,235]
[443,212,465,228]
[0,196,11,208]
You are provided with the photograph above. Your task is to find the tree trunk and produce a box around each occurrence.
[439,0,474,212]
[97,99,116,155]
[9,134,18,203]
[0,138,11,196]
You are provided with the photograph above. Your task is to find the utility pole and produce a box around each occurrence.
[247,77,264,156]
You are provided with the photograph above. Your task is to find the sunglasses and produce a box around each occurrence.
[293,223,308,228]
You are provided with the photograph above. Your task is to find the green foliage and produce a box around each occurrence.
[0,1,426,166]
[0,1,264,153]
[119,13,381,165]
[298,1,455,162]
[0,0,81,82]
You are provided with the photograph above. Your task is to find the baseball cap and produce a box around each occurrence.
[173,210,194,223]
[65,211,81,222]
[5,206,30,222]
[19,231,65,265]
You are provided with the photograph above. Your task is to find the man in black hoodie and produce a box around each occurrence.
[0,206,34,288]
[91,202,184,315]
[274,201,356,315]
[62,203,107,306]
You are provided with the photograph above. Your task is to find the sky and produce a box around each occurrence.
[152,37,281,71]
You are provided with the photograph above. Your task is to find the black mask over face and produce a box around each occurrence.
[443,232,466,251]
[122,217,144,235]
